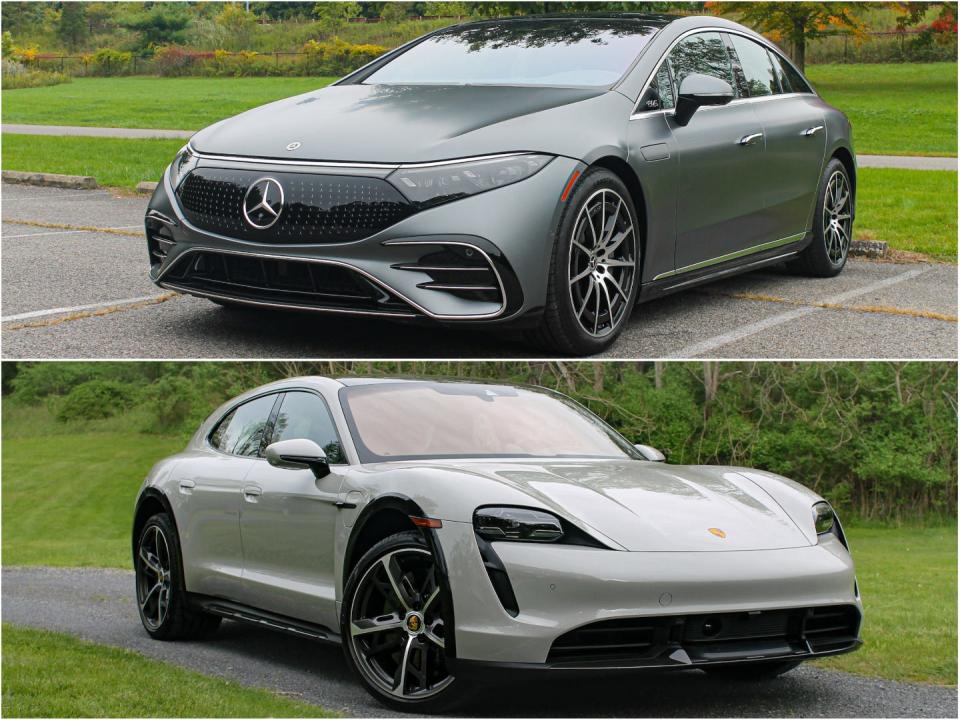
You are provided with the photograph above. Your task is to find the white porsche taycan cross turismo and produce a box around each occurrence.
[133,376,862,712]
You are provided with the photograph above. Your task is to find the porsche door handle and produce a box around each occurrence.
[178,480,195,495]
[738,132,763,146]
[242,486,262,503]
[801,125,824,137]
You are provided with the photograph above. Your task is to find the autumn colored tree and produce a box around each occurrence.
[707,2,868,70]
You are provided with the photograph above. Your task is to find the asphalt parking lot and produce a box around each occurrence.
[5,567,957,718]
[2,183,956,359]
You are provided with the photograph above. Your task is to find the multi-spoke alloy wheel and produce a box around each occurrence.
[348,545,453,703]
[822,170,852,265]
[567,188,638,338]
[136,523,172,631]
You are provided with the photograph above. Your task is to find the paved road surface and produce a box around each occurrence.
[4,124,956,171]
[3,567,956,718]
[2,184,956,359]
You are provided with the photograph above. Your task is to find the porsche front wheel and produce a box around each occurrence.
[341,531,460,713]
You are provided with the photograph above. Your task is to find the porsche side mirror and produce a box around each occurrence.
[265,438,330,478]
[634,444,666,462]
[674,73,735,126]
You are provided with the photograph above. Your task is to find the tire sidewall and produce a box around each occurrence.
[135,512,187,640]
[340,530,459,713]
[549,168,642,354]
[812,158,852,275]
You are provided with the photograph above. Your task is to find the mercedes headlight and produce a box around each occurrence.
[168,144,198,190]
[387,153,553,209]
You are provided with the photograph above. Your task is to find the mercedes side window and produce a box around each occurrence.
[271,391,347,464]
[668,31,737,97]
[768,50,814,94]
[729,35,778,97]
[636,62,674,113]
[210,394,277,457]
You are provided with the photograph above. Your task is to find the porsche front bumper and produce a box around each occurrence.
[437,521,862,670]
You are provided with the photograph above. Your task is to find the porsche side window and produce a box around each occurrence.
[271,391,346,464]
[729,35,777,97]
[668,31,736,96]
[210,394,277,457]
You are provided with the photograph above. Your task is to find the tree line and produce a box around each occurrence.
[2,360,955,523]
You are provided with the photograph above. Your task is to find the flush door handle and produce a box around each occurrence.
[801,125,824,137]
[738,132,763,146]
[178,480,195,495]
[243,485,262,503]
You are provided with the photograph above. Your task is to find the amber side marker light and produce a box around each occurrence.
[410,516,443,529]
[560,170,581,201]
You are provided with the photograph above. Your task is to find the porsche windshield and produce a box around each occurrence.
[363,19,662,88]
[340,382,640,462]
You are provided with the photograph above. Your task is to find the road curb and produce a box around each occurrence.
[2,170,97,190]
[849,240,888,259]
[136,181,158,194]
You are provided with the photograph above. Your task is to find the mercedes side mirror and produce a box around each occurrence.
[265,438,330,478]
[674,73,735,126]
[634,444,666,462]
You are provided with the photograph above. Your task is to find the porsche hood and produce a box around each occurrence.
[441,459,814,552]
[188,83,613,164]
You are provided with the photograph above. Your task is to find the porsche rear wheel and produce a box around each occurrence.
[342,531,460,713]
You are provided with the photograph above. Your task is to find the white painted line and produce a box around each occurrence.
[2,294,170,322]
[3,225,142,239]
[668,266,931,358]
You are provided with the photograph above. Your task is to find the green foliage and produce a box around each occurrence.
[299,37,387,75]
[214,3,258,51]
[83,47,133,76]
[55,380,134,423]
[2,624,337,716]
[118,4,191,53]
[3,361,956,522]
[56,2,88,50]
[1,60,71,89]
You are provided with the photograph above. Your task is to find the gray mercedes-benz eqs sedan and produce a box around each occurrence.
[145,13,856,354]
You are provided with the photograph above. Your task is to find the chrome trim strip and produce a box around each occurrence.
[156,244,506,321]
[630,92,809,121]
[653,232,806,281]
[146,209,178,227]
[661,250,798,291]
[628,25,816,120]
[381,239,508,319]
[187,146,542,172]
[394,264,490,272]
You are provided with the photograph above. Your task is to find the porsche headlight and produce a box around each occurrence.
[474,506,564,543]
[387,153,554,209]
[168,144,198,190]
[812,501,836,535]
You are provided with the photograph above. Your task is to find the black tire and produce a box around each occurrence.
[341,530,465,714]
[135,513,221,641]
[525,167,642,355]
[789,158,854,277]
[703,659,803,681]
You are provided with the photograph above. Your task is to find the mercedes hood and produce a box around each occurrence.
[188,83,618,164]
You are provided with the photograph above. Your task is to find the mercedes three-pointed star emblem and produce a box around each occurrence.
[242,177,284,230]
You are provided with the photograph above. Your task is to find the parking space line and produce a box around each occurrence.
[3,218,143,237]
[668,266,932,358]
[3,293,177,328]
[700,289,957,323]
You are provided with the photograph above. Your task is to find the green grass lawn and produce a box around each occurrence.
[855,167,958,262]
[0,76,336,131]
[1,624,335,717]
[0,64,956,156]
[807,63,957,157]
[1,133,183,188]
[815,525,957,686]
[3,421,956,686]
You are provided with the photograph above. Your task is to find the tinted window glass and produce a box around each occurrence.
[271,391,346,464]
[365,20,660,87]
[211,395,277,457]
[668,31,736,95]
[655,63,675,109]
[769,51,812,93]
[729,35,777,97]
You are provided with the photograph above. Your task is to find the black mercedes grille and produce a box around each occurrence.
[176,168,414,243]
[547,605,860,665]
[162,250,415,315]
